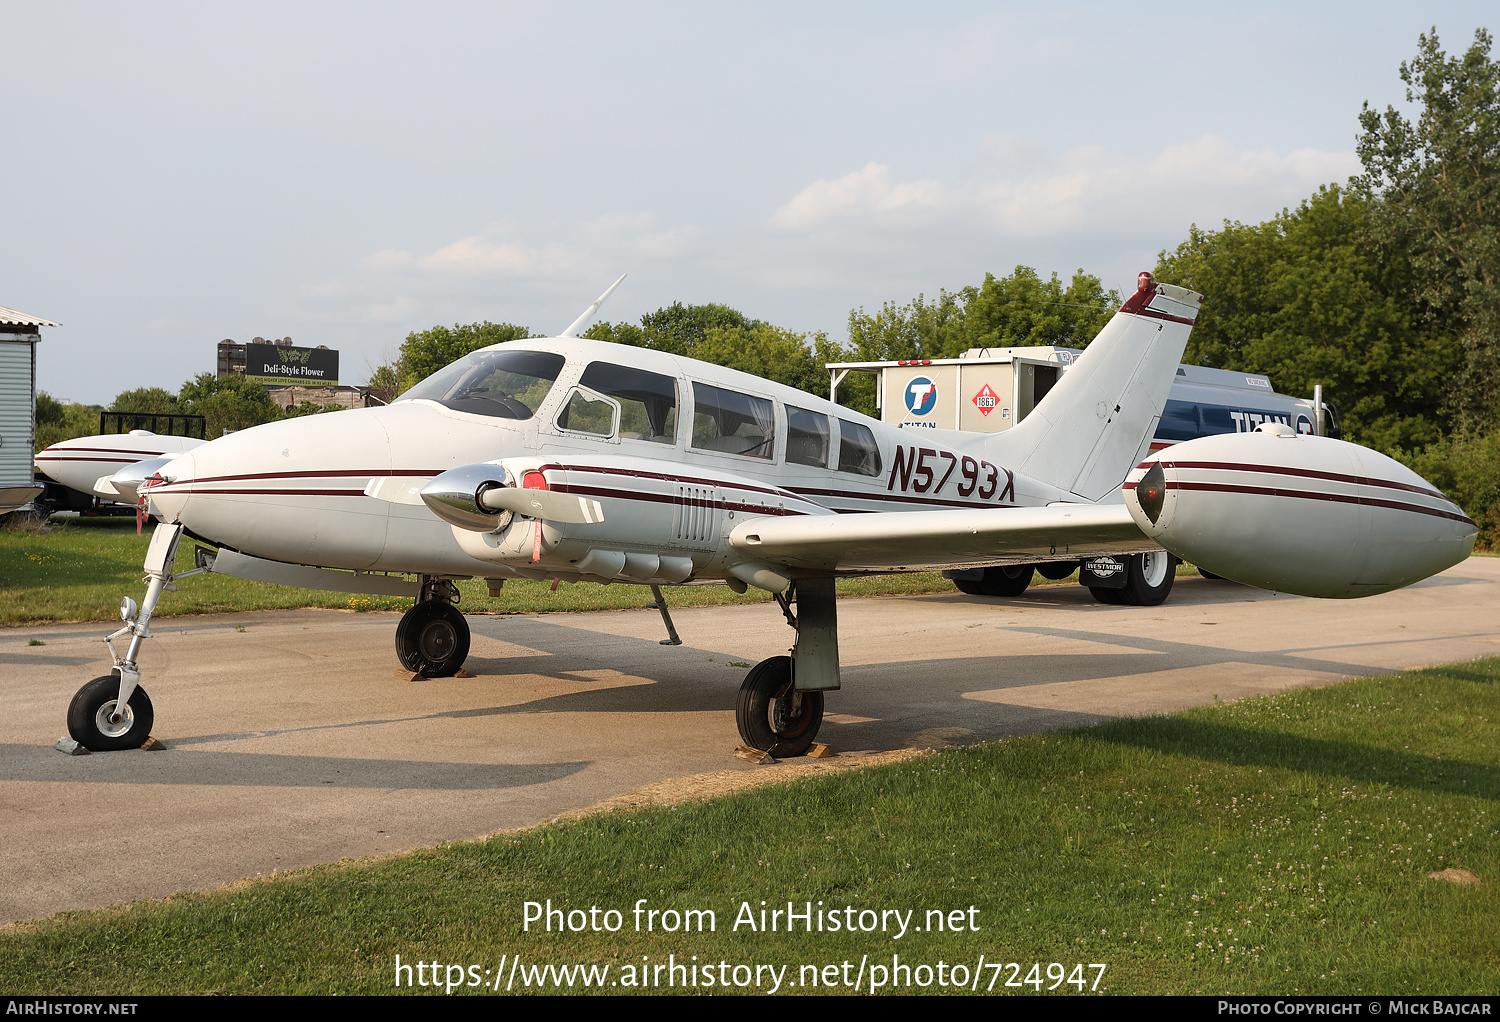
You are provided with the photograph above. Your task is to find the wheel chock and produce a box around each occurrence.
[53,737,89,756]
[140,736,168,751]
[807,743,833,758]
[734,744,776,764]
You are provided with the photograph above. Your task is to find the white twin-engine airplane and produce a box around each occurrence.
[53,273,1477,756]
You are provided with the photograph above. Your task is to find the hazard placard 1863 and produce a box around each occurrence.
[972,383,999,417]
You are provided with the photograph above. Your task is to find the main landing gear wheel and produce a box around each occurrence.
[736,655,824,758]
[396,601,471,677]
[67,674,154,752]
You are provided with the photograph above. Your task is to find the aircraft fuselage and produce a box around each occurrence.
[145,338,1068,581]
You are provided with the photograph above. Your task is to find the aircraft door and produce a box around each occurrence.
[548,362,680,447]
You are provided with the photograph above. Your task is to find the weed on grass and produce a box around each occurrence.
[2,660,1496,996]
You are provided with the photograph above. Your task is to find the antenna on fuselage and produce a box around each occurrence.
[559,274,627,337]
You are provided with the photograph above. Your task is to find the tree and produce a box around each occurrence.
[1355,28,1500,434]
[846,290,966,364]
[395,322,534,392]
[1156,186,1453,451]
[585,302,764,356]
[109,387,183,415]
[178,372,284,437]
[954,267,1117,353]
[33,393,102,453]
[694,325,843,398]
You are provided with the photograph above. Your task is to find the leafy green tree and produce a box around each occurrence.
[1355,28,1500,435]
[396,322,534,392]
[1156,186,1453,451]
[694,325,844,398]
[33,393,103,453]
[585,302,765,356]
[178,372,284,437]
[955,267,1117,353]
[109,387,183,415]
[365,363,400,394]
[846,290,967,363]
[1397,431,1500,548]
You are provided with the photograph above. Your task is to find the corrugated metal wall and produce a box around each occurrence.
[0,341,36,487]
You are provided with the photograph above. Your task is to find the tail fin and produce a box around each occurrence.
[989,273,1202,501]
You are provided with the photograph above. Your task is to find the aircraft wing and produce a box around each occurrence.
[728,503,1157,573]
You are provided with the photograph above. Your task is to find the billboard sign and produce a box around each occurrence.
[244,344,339,387]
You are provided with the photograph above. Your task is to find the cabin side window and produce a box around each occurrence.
[690,383,775,459]
[785,405,829,468]
[573,362,679,443]
[837,419,881,476]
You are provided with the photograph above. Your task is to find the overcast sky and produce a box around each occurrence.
[3,2,1494,404]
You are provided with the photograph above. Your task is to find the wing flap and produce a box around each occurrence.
[729,503,1156,572]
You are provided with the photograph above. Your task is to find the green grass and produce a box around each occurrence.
[3,660,1496,995]
[0,516,1136,625]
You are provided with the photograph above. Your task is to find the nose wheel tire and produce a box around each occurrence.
[736,655,824,757]
[396,601,471,677]
[67,674,154,751]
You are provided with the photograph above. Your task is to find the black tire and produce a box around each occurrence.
[979,564,1034,597]
[395,601,471,677]
[1089,586,1124,604]
[952,578,984,595]
[67,674,154,751]
[735,655,824,757]
[1119,551,1176,607]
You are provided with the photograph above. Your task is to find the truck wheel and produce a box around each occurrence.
[1119,552,1176,606]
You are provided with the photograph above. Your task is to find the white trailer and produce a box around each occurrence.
[826,345,1338,445]
[0,305,59,514]
[826,345,1339,602]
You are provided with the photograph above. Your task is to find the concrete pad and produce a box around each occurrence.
[1,558,1497,924]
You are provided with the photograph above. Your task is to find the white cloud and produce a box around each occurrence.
[299,213,699,326]
[772,135,1360,244]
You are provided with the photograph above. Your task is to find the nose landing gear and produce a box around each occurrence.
[395,577,471,677]
[66,523,213,750]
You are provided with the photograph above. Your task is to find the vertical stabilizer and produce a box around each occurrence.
[990,273,1202,501]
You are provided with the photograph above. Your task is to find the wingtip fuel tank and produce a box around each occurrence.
[1123,424,1477,598]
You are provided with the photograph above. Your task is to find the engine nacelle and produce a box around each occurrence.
[1123,425,1476,598]
[425,455,831,588]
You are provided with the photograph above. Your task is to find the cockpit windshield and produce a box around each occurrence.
[396,350,566,419]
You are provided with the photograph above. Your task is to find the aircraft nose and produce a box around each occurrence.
[144,451,196,522]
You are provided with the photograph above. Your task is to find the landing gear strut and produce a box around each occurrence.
[396,577,470,677]
[734,577,838,757]
[69,522,208,751]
